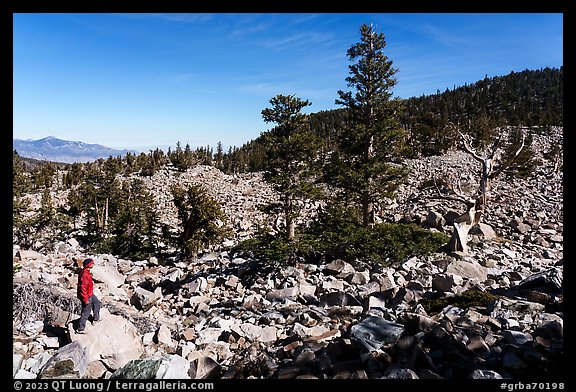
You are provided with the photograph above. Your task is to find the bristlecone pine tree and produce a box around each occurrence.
[261,94,323,241]
[436,125,526,255]
[110,178,162,259]
[171,184,232,258]
[329,23,409,227]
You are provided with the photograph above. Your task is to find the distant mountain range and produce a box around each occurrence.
[13,136,138,164]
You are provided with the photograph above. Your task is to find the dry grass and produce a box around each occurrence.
[12,282,81,333]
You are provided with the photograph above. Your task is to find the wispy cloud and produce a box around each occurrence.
[201,14,275,40]
[421,23,475,47]
[191,88,221,94]
[170,71,257,84]
[115,13,215,24]
[260,32,335,52]
[225,13,322,37]
[399,69,457,83]
[236,82,295,95]
[171,73,198,82]
[236,81,336,102]
[287,13,322,25]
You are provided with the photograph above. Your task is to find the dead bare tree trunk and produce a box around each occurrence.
[363,134,376,227]
[95,197,110,236]
[446,198,483,255]
[104,198,109,230]
[437,126,525,255]
[285,193,295,241]
[95,196,101,228]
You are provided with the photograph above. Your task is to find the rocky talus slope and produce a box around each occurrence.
[13,129,563,380]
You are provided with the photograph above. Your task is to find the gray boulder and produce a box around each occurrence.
[69,308,145,371]
[190,356,222,379]
[131,286,162,311]
[111,355,191,379]
[39,341,88,379]
[350,316,405,352]
[469,369,503,379]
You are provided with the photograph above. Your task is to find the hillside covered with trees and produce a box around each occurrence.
[13,23,563,381]
[221,66,562,173]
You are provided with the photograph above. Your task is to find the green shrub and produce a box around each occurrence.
[420,289,501,315]
[233,218,449,267]
[231,230,321,265]
[314,221,449,266]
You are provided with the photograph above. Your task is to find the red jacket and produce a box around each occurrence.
[77,267,94,304]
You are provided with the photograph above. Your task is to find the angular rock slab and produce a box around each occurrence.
[69,308,144,371]
[13,354,24,377]
[517,267,562,292]
[446,259,488,282]
[350,316,405,352]
[111,355,191,379]
[39,341,88,378]
[190,356,222,379]
[131,286,162,311]
[111,358,161,379]
[91,264,126,289]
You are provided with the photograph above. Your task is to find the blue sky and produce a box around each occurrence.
[13,13,563,152]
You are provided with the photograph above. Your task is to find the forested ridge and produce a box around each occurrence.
[223,66,562,173]
[15,66,562,177]
[13,65,562,260]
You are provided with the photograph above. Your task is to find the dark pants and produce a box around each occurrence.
[78,295,101,331]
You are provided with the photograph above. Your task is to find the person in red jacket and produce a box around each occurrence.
[76,258,101,333]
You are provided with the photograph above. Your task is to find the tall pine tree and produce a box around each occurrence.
[329,24,408,226]
[261,94,323,240]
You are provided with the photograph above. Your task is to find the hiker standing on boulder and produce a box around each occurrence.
[76,258,101,333]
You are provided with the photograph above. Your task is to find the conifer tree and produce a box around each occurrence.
[35,188,56,229]
[31,188,70,245]
[74,163,120,241]
[124,152,136,173]
[13,150,29,198]
[63,162,84,189]
[261,94,323,240]
[66,187,83,230]
[169,142,191,171]
[13,151,31,242]
[215,141,224,170]
[171,184,231,257]
[329,23,409,226]
[31,161,56,190]
[183,143,195,169]
[110,179,161,259]
[152,148,168,168]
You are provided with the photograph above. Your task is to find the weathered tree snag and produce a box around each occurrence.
[447,201,480,255]
[436,126,525,255]
[95,196,109,233]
